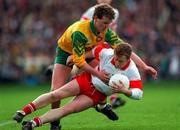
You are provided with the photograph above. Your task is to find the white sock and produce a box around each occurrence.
[97,104,106,110]
[31,120,37,128]
[17,110,25,115]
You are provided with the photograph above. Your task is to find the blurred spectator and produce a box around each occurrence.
[0,0,179,83]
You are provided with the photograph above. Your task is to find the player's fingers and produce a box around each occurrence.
[111,81,118,89]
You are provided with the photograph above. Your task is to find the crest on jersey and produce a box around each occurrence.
[96,35,103,42]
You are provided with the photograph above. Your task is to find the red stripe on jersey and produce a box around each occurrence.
[111,58,131,71]
[130,80,143,90]
[94,46,103,61]
[120,59,131,70]
[111,57,115,65]
[94,43,110,61]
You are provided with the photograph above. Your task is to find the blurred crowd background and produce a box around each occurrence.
[0,0,179,84]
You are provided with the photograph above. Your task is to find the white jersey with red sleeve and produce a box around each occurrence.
[91,45,143,100]
[81,6,119,30]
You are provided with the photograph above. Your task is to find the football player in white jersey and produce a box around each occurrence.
[13,43,148,130]
[91,43,143,98]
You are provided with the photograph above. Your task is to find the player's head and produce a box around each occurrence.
[114,43,132,68]
[93,3,115,32]
[97,0,112,5]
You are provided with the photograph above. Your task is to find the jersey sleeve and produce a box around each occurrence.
[128,61,143,90]
[72,31,88,68]
[130,80,143,90]
[92,43,110,61]
[105,29,125,48]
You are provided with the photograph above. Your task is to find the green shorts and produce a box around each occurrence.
[54,47,71,66]
[54,47,95,66]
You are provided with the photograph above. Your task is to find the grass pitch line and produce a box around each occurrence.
[0,120,16,127]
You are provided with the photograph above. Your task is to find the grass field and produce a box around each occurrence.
[0,80,180,130]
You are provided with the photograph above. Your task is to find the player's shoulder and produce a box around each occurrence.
[127,60,140,75]
[74,20,90,26]
[129,59,138,69]
[71,20,90,31]
[100,48,114,56]
[125,59,141,80]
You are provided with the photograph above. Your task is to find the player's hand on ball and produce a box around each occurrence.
[111,81,127,93]
[98,70,110,84]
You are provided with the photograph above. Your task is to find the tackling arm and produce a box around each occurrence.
[131,52,157,79]
[105,29,157,79]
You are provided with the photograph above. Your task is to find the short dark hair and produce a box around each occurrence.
[114,43,132,60]
[93,3,115,20]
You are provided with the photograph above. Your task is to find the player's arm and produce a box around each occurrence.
[131,53,157,79]
[129,80,143,100]
[105,29,157,79]
[71,31,109,82]
[112,80,143,100]
[71,31,87,68]
[105,29,125,48]
[127,67,143,100]
[84,50,93,59]
[112,66,143,100]
[85,43,110,60]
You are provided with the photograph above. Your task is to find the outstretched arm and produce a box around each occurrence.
[131,52,157,79]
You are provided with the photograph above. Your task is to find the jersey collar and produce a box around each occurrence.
[90,20,107,42]
[90,20,99,36]
[111,57,131,70]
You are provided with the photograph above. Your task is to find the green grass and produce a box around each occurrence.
[0,80,180,130]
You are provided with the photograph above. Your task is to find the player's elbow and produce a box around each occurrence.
[130,88,143,100]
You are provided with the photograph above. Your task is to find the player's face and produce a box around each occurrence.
[114,54,129,69]
[94,16,112,33]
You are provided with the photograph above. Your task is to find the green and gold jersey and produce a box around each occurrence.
[58,20,124,67]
